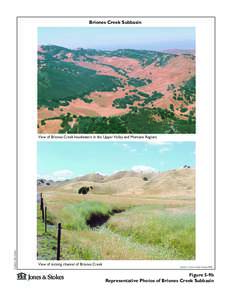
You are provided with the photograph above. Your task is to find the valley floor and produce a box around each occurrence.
[37,191,195,260]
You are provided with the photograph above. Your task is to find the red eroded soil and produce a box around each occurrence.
[38,95,129,122]
[62,55,126,80]
[129,55,195,94]
[38,46,46,53]
[77,61,124,79]
[38,119,62,133]
[38,107,64,122]
[88,87,136,107]
[86,54,195,113]
[62,52,74,62]
[92,56,141,73]
[38,55,44,60]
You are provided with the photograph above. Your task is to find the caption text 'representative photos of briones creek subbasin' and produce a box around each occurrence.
[38,27,195,134]
[37,141,195,260]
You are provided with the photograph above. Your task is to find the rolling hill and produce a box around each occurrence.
[38,168,195,198]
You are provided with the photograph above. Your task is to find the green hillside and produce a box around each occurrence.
[38,58,122,109]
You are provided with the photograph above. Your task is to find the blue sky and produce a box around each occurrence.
[38,27,195,50]
[37,141,195,180]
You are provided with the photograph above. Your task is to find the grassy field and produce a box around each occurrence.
[37,205,57,260]
[37,190,195,260]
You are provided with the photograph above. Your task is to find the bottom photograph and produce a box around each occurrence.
[37,141,195,260]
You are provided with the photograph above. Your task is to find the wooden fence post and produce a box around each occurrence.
[40,193,43,210]
[40,194,45,223]
[57,223,62,260]
[44,206,47,233]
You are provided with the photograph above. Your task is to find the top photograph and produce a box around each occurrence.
[37,27,195,134]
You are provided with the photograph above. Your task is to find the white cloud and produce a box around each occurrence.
[95,171,106,176]
[38,169,74,181]
[112,170,120,174]
[131,165,157,174]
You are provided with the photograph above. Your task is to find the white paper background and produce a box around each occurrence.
[17,16,214,270]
